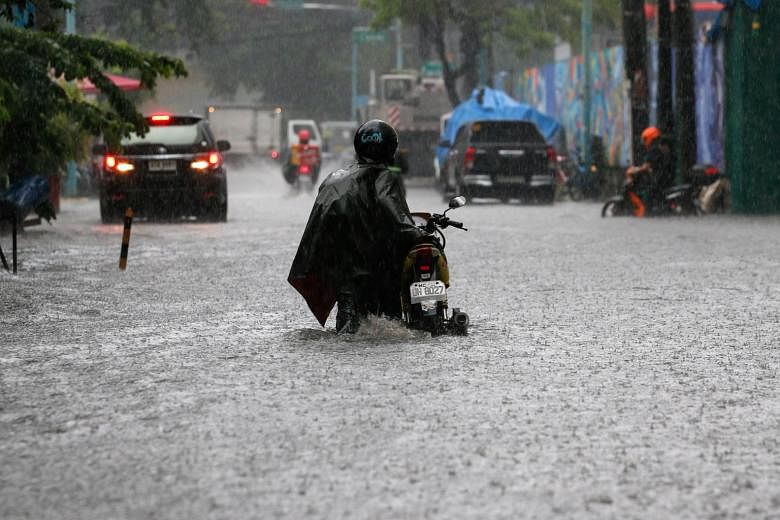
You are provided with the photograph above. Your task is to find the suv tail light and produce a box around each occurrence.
[103,155,134,174]
[463,146,476,170]
[546,146,557,168]
[190,151,222,171]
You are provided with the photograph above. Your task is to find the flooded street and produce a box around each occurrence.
[2,163,779,519]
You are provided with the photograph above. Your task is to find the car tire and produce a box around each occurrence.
[99,192,122,224]
[538,186,555,205]
[456,180,472,203]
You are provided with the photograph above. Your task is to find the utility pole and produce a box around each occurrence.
[622,0,650,164]
[394,18,403,69]
[656,0,673,136]
[64,0,78,197]
[582,0,593,170]
[674,0,697,182]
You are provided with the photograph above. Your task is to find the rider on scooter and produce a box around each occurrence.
[626,127,675,213]
[287,120,425,334]
[284,129,321,186]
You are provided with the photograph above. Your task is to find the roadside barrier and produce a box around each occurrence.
[0,205,17,274]
[119,208,133,271]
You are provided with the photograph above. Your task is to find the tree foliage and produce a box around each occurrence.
[76,0,215,53]
[361,0,621,107]
[75,0,362,120]
[361,0,515,107]
[502,0,622,59]
[0,0,187,185]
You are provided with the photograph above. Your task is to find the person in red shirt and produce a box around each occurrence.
[284,129,321,187]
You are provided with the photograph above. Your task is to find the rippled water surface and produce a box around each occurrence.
[2,162,779,519]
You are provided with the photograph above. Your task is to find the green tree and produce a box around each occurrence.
[361,0,515,107]
[76,0,362,120]
[76,0,215,53]
[360,0,618,107]
[502,1,622,60]
[0,0,187,191]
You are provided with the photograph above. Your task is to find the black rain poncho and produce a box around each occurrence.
[288,162,424,326]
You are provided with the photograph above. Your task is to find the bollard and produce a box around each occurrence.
[118,207,133,271]
[11,214,16,274]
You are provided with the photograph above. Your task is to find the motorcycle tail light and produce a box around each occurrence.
[463,146,476,170]
[419,264,431,272]
[299,164,311,175]
[705,166,719,176]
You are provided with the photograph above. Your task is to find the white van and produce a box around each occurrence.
[287,119,322,148]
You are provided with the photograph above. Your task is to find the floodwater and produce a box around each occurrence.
[1,160,779,519]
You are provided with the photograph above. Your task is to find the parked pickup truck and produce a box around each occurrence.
[442,120,557,203]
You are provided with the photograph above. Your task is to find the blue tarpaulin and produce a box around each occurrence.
[437,88,562,167]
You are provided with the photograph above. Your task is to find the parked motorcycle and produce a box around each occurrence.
[403,196,469,336]
[556,148,603,201]
[601,164,724,218]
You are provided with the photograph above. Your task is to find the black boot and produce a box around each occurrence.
[336,292,360,334]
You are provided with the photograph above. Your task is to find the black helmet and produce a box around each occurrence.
[354,119,398,164]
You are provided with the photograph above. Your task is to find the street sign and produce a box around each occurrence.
[421,60,443,78]
[274,0,303,8]
[352,28,388,44]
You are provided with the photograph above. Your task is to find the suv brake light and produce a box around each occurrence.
[191,151,222,171]
[103,155,134,174]
[464,146,476,170]
[546,146,557,167]
[149,113,173,124]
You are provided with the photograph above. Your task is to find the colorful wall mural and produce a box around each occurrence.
[518,43,725,169]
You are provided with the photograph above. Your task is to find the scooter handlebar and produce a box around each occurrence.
[445,219,467,231]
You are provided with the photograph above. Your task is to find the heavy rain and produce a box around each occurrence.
[2,1,779,519]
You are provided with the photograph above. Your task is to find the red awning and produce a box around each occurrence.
[78,73,142,94]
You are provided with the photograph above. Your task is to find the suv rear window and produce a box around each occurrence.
[123,124,201,146]
[469,121,545,144]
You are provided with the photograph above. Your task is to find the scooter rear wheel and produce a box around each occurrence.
[601,199,625,217]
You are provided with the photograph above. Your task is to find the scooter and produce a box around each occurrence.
[402,196,469,336]
[601,165,719,218]
[282,146,321,192]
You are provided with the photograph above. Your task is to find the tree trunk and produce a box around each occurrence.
[431,8,461,108]
[622,0,650,164]
[657,0,674,136]
[458,19,481,96]
[674,0,697,182]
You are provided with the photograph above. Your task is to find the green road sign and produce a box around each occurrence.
[421,60,443,78]
[352,28,388,44]
[274,0,303,8]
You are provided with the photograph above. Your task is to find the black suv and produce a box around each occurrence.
[96,113,231,223]
[442,120,556,203]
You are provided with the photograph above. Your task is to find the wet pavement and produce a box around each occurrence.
[2,162,779,519]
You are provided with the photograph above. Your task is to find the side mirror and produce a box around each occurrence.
[438,140,451,148]
[92,144,107,155]
[217,140,231,152]
[449,195,467,209]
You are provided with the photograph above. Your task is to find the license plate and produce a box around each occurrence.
[148,160,177,172]
[410,281,447,304]
[495,176,526,184]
